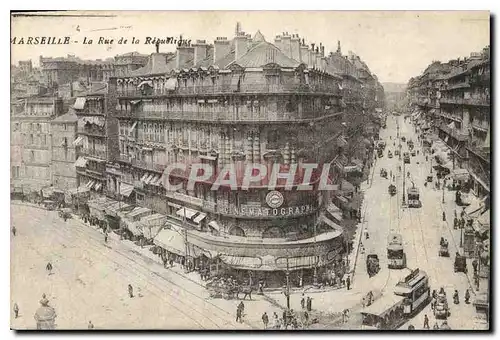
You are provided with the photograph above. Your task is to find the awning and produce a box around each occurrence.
[73,136,84,146]
[119,182,135,197]
[85,180,95,188]
[219,255,263,269]
[123,221,142,236]
[448,122,456,130]
[128,121,137,134]
[208,221,221,232]
[154,228,186,256]
[94,182,102,191]
[104,201,131,215]
[130,100,141,105]
[176,207,198,219]
[149,175,161,186]
[337,196,349,204]
[126,206,151,219]
[326,203,343,223]
[193,212,207,224]
[165,78,178,91]
[143,173,155,184]
[340,179,355,193]
[74,156,88,168]
[68,186,91,195]
[137,80,153,88]
[139,213,167,239]
[73,97,86,110]
[140,173,148,182]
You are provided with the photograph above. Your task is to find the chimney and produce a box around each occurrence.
[300,40,309,64]
[320,43,325,57]
[193,39,208,65]
[274,35,283,52]
[176,45,194,69]
[281,33,292,59]
[213,37,230,63]
[309,44,316,67]
[235,32,249,61]
[316,48,322,69]
[290,34,301,61]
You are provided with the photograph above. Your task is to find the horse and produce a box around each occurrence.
[237,286,254,300]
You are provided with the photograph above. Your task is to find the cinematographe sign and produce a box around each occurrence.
[217,203,315,217]
[266,191,284,208]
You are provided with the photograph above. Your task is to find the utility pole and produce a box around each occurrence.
[402,158,406,205]
[183,208,189,273]
[442,184,445,203]
[284,257,290,310]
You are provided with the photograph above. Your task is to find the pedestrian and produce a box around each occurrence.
[262,312,269,329]
[472,259,479,273]
[475,275,480,291]
[461,207,466,218]
[362,297,366,308]
[307,296,312,311]
[272,312,279,329]
[46,262,53,275]
[236,306,242,323]
[465,289,470,304]
[282,309,287,327]
[433,322,439,330]
[128,284,134,298]
[423,314,430,329]
[346,275,351,290]
[104,232,108,243]
[13,303,19,318]
[431,297,436,311]
[11,225,16,237]
[258,280,264,295]
[442,211,446,222]
[88,320,94,329]
[238,301,245,316]
[300,294,306,309]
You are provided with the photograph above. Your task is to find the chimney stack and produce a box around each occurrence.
[235,31,249,61]
[274,35,283,53]
[193,39,208,66]
[290,34,301,61]
[300,39,309,64]
[176,44,194,69]
[309,44,316,67]
[281,33,292,59]
[213,37,230,63]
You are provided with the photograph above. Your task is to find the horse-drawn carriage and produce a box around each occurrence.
[388,184,397,196]
[58,208,72,220]
[454,253,468,273]
[206,278,253,300]
[434,291,450,319]
[439,237,450,257]
[380,168,388,178]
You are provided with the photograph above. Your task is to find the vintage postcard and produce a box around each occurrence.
[10,10,490,330]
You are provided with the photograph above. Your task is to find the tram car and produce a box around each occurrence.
[407,187,421,208]
[387,234,406,269]
[394,268,431,316]
[388,184,397,196]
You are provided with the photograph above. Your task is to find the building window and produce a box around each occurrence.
[30,150,35,161]
[64,124,67,131]
[29,134,34,145]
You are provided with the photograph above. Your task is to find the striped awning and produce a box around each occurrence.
[208,221,221,232]
[73,97,86,110]
[193,212,207,224]
[74,156,87,168]
[119,183,135,197]
[73,136,84,146]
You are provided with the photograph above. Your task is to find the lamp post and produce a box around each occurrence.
[442,183,445,203]
[402,158,406,205]
[284,257,291,310]
[460,225,464,248]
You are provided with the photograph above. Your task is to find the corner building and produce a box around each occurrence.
[108,28,359,285]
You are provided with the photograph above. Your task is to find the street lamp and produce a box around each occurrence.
[442,183,445,203]
[283,257,291,310]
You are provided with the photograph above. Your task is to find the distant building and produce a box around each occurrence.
[11,96,64,193]
[114,52,149,77]
[50,110,79,190]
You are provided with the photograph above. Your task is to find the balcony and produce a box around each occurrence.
[440,97,490,107]
[116,83,342,98]
[115,109,342,123]
[78,126,106,137]
[118,155,165,172]
[444,82,470,91]
[469,72,490,85]
[80,148,107,160]
[472,120,489,132]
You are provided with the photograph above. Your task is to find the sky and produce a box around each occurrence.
[11,11,490,83]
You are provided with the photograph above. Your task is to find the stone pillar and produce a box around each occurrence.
[246,134,253,163]
[291,148,297,164]
[253,134,261,163]
[283,142,290,165]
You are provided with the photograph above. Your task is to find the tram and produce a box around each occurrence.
[393,268,431,316]
[407,187,421,208]
[387,234,406,269]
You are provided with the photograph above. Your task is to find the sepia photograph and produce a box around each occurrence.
[9,10,490,331]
